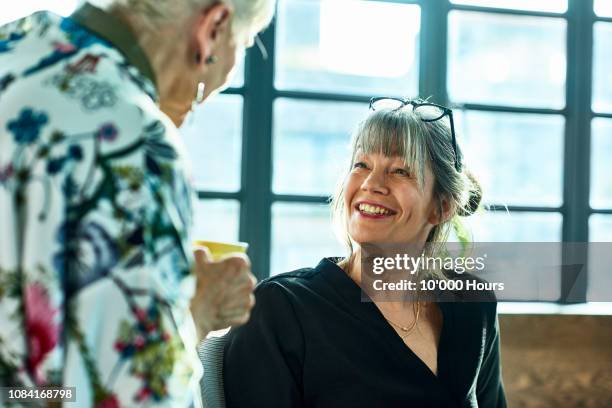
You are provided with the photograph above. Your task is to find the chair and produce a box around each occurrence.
[198,334,229,408]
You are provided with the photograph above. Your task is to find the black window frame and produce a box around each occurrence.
[198,0,608,305]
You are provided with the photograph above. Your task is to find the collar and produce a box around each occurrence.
[70,2,158,91]
[317,256,454,337]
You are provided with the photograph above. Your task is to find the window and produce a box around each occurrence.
[591,118,612,209]
[193,199,241,243]
[445,2,568,254]
[447,11,566,108]
[588,4,612,303]
[188,0,611,305]
[182,95,244,193]
[450,0,568,13]
[455,111,565,207]
[592,23,612,113]
[594,0,612,17]
[271,203,345,276]
[275,0,421,96]
[272,99,366,196]
[0,0,79,25]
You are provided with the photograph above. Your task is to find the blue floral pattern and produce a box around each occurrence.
[0,73,16,94]
[7,108,49,144]
[0,31,26,53]
[0,9,199,407]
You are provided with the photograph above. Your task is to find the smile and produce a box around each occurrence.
[356,202,397,217]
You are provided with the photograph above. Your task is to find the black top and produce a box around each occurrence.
[223,258,506,408]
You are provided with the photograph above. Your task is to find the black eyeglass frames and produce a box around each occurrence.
[369,97,462,172]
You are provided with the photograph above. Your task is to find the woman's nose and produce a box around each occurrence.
[361,168,389,195]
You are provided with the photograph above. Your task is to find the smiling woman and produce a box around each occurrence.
[223,98,505,408]
[332,98,480,254]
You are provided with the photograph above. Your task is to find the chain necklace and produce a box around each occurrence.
[340,257,422,339]
[383,304,421,339]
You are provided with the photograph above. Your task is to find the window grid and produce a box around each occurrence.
[196,0,604,303]
[591,5,612,219]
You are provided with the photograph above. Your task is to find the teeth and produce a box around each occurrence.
[359,203,390,215]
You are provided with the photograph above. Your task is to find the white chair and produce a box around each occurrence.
[198,334,229,408]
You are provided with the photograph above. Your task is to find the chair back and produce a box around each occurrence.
[198,334,229,408]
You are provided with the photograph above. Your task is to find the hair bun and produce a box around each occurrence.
[458,171,482,217]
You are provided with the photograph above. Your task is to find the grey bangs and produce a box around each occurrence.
[351,108,430,190]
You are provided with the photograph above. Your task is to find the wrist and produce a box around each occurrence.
[190,302,216,342]
[194,314,214,342]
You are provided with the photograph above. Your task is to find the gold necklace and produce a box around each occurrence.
[383,305,421,339]
[343,256,422,338]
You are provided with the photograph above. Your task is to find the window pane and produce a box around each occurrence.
[592,23,612,113]
[275,0,420,96]
[588,215,612,301]
[595,0,612,17]
[0,0,78,24]
[450,0,567,13]
[192,199,240,243]
[448,11,566,108]
[228,58,245,89]
[271,203,345,276]
[273,99,368,196]
[591,118,612,209]
[461,211,563,242]
[180,95,242,192]
[456,111,564,207]
[590,214,612,241]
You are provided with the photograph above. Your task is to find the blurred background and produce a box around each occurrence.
[4,1,612,404]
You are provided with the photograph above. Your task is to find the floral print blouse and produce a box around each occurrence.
[0,5,202,407]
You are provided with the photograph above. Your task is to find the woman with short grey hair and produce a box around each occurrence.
[89,0,275,125]
[0,0,274,405]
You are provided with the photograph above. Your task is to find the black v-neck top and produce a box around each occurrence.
[223,258,506,408]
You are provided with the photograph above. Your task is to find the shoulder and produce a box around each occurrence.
[261,267,319,287]
[254,267,320,303]
[250,259,346,313]
[0,11,55,44]
[256,258,340,296]
[1,12,158,118]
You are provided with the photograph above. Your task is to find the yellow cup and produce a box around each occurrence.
[194,240,249,261]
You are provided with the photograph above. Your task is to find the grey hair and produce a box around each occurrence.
[88,0,275,34]
[331,101,482,257]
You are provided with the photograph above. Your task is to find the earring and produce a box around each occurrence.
[205,55,218,65]
[191,82,206,111]
[196,82,206,103]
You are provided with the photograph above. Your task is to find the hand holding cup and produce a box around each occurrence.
[190,242,256,341]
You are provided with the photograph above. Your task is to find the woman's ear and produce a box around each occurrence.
[428,196,452,226]
[192,3,232,65]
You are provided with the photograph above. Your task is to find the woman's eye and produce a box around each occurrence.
[393,168,411,176]
[353,162,368,169]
